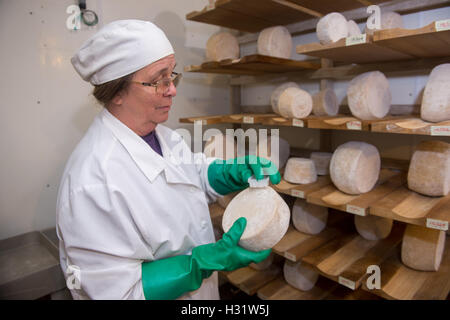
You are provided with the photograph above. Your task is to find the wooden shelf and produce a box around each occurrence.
[185,55,320,75]
[301,222,405,291]
[371,117,450,136]
[370,186,450,232]
[273,175,332,200]
[362,238,450,300]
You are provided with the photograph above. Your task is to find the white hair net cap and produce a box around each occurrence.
[71,19,174,85]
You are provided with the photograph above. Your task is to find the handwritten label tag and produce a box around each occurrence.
[431,126,450,136]
[194,120,206,126]
[346,121,362,130]
[284,252,296,262]
[243,116,254,124]
[346,33,367,46]
[426,218,448,231]
[435,19,450,32]
[291,189,305,199]
[338,276,356,290]
[346,204,366,216]
[292,119,304,127]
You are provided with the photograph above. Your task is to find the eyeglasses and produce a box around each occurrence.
[129,72,182,94]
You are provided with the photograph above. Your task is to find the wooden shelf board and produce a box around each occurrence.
[301,223,405,291]
[371,116,450,136]
[369,186,450,231]
[362,239,450,300]
[179,114,225,125]
[273,175,332,200]
[306,169,405,216]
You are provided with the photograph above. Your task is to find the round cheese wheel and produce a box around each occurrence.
[312,88,339,116]
[257,136,290,169]
[354,215,393,241]
[421,63,450,122]
[292,199,328,235]
[257,26,292,59]
[401,224,446,271]
[283,260,319,291]
[310,152,333,175]
[365,11,403,35]
[271,82,299,114]
[249,252,274,271]
[407,140,450,197]
[204,133,237,160]
[278,87,313,119]
[206,32,239,62]
[347,20,362,36]
[347,71,391,120]
[316,12,348,44]
[330,141,381,195]
[222,186,290,251]
[284,158,317,184]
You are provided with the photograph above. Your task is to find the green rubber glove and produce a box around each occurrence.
[207,155,281,195]
[141,217,271,300]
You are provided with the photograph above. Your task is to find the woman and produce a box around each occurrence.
[57,19,281,300]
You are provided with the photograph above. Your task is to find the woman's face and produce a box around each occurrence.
[119,54,177,126]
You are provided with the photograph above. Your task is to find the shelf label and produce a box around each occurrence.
[346,120,362,130]
[426,218,448,231]
[338,276,356,290]
[292,119,304,127]
[435,19,450,32]
[284,252,297,262]
[291,189,305,199]
[243,116,254,124]
[346,204,366,216]
[346,33,367,46]
[431,126,450,136]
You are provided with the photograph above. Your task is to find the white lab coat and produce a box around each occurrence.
[56,108,221,300]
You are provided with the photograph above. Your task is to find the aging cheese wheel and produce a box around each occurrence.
[347,71,391,120]
[249,252,274,271]
[354,215,393,241]
[292,199,328,235]
[222,186,290,251]
[407,140,450,197]
[283,260,319,291]
[330,141,381,195]
[316,12,348,44]
[257,136,290,169]
[278,87,313,119]
[284,158,317,184]
[312,88,339,116]
[271,82,299,114]
[347,20,362,36]
[401,224,446,271]
[365,11,403,35]
[421,63,450,122]
[206,32,239,62]
[204,133,237,160]
[257,26,292,59]
[310,152,333,175]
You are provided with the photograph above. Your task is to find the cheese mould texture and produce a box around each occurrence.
[312,88,339,117]
[277,87,313,119]
[284,158,317,184]
[407,140,449,197]
[271,82,299,114]
[421,63,450,123]
[365,11,403,35]
[330,141,381,195]
[283,260,319,291]
[292,199,329,235]
[354,215,393,241]
[316,12,348,44]
[222,186,290,251]
[206,32,239,62]
[257,26,292,59]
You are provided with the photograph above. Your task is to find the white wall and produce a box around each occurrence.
[0,0,230,240]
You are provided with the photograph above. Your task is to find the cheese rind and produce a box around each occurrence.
[347,20,362,36]
[330,141,381,195]
[257,26,292,59]
[222,186,290,251]
[271,82,299,114]
[277,87,313,119]
[365,11,403,35]
[354,215,393,241]
[347,71,391,120]
[407,140,450,197]
[421,63,450,122]
[401,224,446,271]
[310,152,333,175]
[206,32,240,62]
[283,260,319,291]
[292,199,328,235]
[312,88,339,116]
[316,12,348,44]
[284,158,317,184]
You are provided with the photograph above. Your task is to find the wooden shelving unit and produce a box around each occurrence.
[371,117,450,136]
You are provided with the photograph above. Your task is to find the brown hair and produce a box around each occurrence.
[92,73,134,107]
